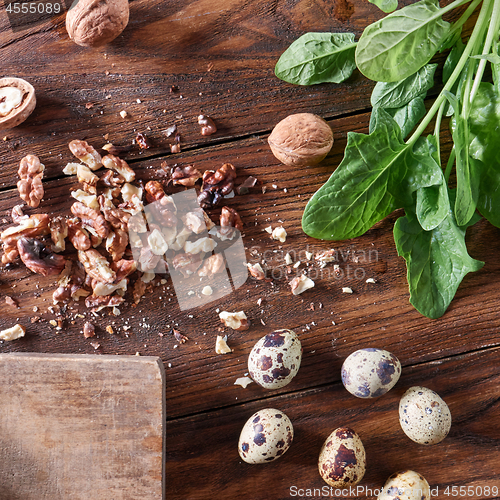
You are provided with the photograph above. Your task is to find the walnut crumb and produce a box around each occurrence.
[215,335,232,354]
[342,287,353,294]
[234,376,253,388]
[106,325,114,334]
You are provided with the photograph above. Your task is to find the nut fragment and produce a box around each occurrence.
[289,274,315,295]
[171,165,201,187]
[1,213,50,264]
[17,237,66,276]
[17,154,44,208]
[49,216,68,253]
[268,113,334,167]
[83,322,96,338]
[68,140,102,170]
[0,324,26,341]
[219,310,250,331]
[247,262,267,280]
[198,253,225,276]
[78,249,116,284]
[67,218,92,251]
[77,164,99,194]
[218,206,243,240]
[71,201,110,239]
[234,376,254,388]
[66,0,130,47]
[102,154,135,182]
[184,237,216,255]
[271,226,287,243]
[197,163,236,208]
[215,335,232,354]
[198,114,217,136]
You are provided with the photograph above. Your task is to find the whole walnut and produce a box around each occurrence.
[66,0,130,47]
[268,113,334,167]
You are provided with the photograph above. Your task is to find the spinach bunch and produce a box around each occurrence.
[275,0,500,318]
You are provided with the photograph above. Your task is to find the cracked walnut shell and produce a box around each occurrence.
[0,77,36,130]
[268,113,333,167]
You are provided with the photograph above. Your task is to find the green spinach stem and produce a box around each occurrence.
[469,0,500,105]
[406,0,492,147]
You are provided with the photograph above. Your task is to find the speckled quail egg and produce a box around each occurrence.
[399,386,451,445]
[341,348,401,398]
[377,470,431,500]
[238,408,294,464]
[248,329,302,389]
[318,427,366,487]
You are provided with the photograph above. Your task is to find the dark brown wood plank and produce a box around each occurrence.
[166,347,500,500]
[0,0,467,187]
[1,112,499,420]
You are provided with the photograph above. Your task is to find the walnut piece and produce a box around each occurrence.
[184,237,216,255]
[78,249,116,283]
[218,206,243,240]
[106,228,129,261]
[102,154,135,182]
[247,262,267,280]
[171,165,201,187]
[171,252,202,277]
[198,253,225,277]
[66,0,130,48]
[85,294,124,312]
[77,164,99,194]
[83,322,95,338]
[71,201,110,239]
[219,311,250,331]
[71,189,99,210]
[198,115,217,136]
[268,113,334,167]
[0,324,25,341]
[17,237,66,276]
[215,335,232,354]
[49,216,68,253]
[68,139,102,170]
[289,274,315,295]
[67,218,92,251]
[197,163,236,208]
[1,213,50,264]
[17,154,44,208]
[271,226,287,243]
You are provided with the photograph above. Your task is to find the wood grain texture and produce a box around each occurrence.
[166,347,500,499]
[0,0,497,498]
[0,353,165,500]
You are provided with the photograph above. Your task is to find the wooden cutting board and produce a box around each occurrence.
[0,353,165,500]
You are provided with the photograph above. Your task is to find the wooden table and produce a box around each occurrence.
[1,1,499,499]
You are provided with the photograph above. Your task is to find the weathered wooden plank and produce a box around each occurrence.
[165,347,500,500]
[0,353,165,500]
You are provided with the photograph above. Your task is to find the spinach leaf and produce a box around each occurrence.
[466,82,500,227]
[443,38,465,84]
[444,91,478,226]
[369,97,426,139]
[302,108,444,240]
[368,0,398,14]
[371,64,437,109]
[355,0,450,82]
[394,202,484,319]
[414,135,449,230]
[388,97,426,139]
[275,33,357,85]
